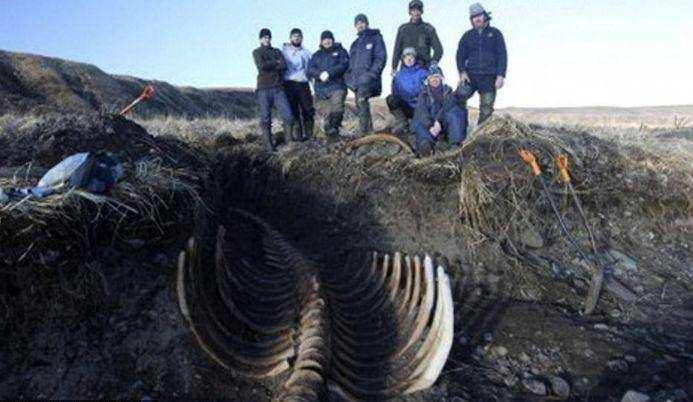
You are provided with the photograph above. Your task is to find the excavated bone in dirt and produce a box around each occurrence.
[344,134,415,156]
[177,210,453,401]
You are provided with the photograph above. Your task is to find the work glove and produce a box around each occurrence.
[320,71,330,82]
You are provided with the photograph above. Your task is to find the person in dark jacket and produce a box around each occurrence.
[282,28,315,142]
[412,65,468,157]
[386,47,428,137]
[252,28,295,152]
[391,0,443,75]
[307,30,350,139]
[346,14,387,136]
[455,3,507,124]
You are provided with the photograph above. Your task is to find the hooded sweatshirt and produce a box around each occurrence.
[282,43,312,82]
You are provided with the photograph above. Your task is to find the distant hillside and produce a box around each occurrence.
[0,50,256,118]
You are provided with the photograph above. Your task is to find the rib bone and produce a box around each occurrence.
[177,210,453,401]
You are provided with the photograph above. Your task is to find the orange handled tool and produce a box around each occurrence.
[119,85,156,116]
[555,155,571,185]
[519,150,541,176]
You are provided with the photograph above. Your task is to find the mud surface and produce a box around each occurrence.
[1,117,691,401]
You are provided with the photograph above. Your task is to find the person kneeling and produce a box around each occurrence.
[412,66,468,157]
[386,47,428,138]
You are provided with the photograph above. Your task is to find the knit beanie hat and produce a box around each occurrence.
[320,30,335,41]
[259,28,272,39]
[354,14,369,25]
[290,28,303,37]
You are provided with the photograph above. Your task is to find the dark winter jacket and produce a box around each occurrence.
[307,43,349,99]
[392,20,443,70]
[346,29,387,97]
[456,24,507,77]
[413,84,459,128]
[392,63,428,108]
[253,45,286,89]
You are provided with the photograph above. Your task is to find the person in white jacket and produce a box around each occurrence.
[282,28,315,141]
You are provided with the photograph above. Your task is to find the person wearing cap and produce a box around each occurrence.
[252,28,295,152]
[391,0,443,76]
[282,28,315,142]
[412,65,468,157]
[346,14,387,136]
[455,2,507,124]
[386,47,428,137]
[307,30,350,139]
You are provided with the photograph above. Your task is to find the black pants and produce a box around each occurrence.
[386,94,415,119]
[284,81,315,124]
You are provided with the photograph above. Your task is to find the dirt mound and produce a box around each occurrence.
[0,113,207,170]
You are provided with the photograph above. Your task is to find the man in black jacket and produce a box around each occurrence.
[391,0,443,75]
[455,3,507,124]
[252,28,295,152]
[307,31,350,139]
[346,14,387,136]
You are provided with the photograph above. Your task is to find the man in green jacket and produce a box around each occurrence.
[391,0,443,76]
[252,28,295,152]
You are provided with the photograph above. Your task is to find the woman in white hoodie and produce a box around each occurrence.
[282,28,315,141]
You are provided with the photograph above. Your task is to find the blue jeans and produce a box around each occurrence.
[257,87,295,126]
[413,106,468,150]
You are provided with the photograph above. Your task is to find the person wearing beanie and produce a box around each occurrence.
[386,47,428,138]
[252,28,295,152]
[412,65,468,157]
[307,30,350,139]
[346,14,387,136]
[391,0,443,75]
[281,28,315,142]
[455,2,508,124]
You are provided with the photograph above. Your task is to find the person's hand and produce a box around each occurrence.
[320,71,330,82]
[391,69,397,78]
[459,71,470,85]
[429,121,442,137]
[495,76,505,90]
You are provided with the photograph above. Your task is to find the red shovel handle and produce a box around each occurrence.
[141,85,156,100]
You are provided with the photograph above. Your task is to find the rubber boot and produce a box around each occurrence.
[283,121,294,146]
[303,120,314,141]
[478,91,497,125]
[261,123,275,153]
[356,96,373,136]
[290,121,302,142]
[418,141,434,158]
[325,113,342,141]
[390,108,410,138]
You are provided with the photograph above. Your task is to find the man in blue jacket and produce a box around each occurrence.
[455,3,507,124]
[282,28,315,142]
[386,47,428,137]
[412,65,468,157]
[346,14,387,136]
[252,28,295,152]
[308,30,350,139]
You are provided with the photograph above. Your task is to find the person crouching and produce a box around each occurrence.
[386,47,428,138]
[412,65,468,157]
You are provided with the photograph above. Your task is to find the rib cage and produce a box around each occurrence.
[177,210,453,401]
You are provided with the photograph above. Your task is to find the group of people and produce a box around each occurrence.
[252,1,507,156]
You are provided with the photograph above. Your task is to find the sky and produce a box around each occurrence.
[1,0,692,108]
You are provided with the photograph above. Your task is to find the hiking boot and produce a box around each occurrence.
[261,123,275,153]
[303,120,314,141]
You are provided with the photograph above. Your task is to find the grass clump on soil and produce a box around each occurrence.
[0,114,209,342]
[455,116,692,304]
